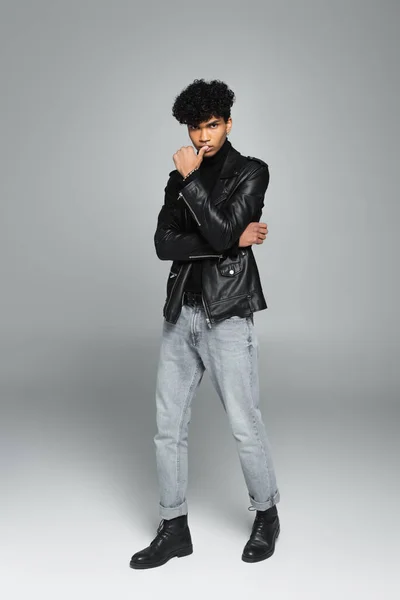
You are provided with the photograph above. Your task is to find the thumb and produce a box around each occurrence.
[198,145,210,159]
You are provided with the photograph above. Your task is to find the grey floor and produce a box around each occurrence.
[1,334,398,600]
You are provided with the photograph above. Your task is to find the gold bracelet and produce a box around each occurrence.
[182,167,199,181]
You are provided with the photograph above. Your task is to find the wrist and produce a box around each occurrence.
[182,166,199,181]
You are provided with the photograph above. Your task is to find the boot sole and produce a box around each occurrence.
[241,525,280,563]
[129,545,193,570]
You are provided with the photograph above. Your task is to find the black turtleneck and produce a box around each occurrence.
[180,137,231,294]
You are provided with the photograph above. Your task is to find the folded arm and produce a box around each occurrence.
[177,164,270,254]
[154,171,233,261]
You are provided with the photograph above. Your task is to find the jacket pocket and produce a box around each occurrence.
[217,255,243,277]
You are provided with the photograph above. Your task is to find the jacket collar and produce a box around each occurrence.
[218,143,246,179]
[208,144,248,206]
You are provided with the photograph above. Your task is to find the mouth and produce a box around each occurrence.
[201,145,213,151]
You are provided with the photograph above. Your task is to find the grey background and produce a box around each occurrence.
[1,1,398,598]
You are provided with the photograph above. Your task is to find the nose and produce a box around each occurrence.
[199,131,210,143]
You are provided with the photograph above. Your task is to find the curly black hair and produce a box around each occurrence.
[172,78,235,127]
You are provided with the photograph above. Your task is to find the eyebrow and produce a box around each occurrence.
[192,119,220,127]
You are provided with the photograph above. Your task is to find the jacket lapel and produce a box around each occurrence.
[210,144,247,206]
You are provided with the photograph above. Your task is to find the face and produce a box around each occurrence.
[187,115,232,157]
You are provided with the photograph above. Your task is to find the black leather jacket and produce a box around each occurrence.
[154,143,270,327]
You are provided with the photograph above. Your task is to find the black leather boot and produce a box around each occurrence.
[241,506,280,563]
[129,514,193,569]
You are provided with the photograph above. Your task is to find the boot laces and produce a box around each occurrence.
[156,519,165,534]
[150,519,172,546]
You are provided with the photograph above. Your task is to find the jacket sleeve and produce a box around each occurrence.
[177,163,269,254]
[154,172,224,261]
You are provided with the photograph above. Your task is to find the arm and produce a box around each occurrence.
[177,163,270,254]
[154,171,224,261]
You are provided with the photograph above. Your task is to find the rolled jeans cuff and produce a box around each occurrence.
[249,488,280,511]
[159,499,188,519]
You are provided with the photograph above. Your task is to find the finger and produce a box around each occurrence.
[198,145,209,157]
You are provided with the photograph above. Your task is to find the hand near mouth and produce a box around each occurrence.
[173,144,210,178]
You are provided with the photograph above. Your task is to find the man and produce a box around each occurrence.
[130,79,280,569]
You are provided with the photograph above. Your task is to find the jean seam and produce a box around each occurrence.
[246,319,271,496]
[175,359,200,507]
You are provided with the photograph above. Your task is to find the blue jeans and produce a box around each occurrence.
[154,296,280,519]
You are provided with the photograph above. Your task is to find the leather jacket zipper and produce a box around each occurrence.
[201,292,213,329]
[165,264,182,313]
[178,192,222,259]
[178,191,201,226]
[189,254,223,259]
